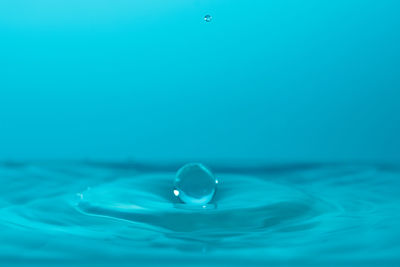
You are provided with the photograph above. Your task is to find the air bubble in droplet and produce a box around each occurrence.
[173,163,217,205]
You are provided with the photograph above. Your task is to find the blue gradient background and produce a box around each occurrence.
[1,0,399,163]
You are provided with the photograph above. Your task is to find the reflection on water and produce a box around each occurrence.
[0,162,400,265]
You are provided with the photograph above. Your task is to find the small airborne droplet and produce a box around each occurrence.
[173,163,217,205]
[204,15,212,22]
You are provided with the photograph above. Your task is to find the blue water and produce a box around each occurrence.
[1,162,400,265]
[1,1,400,266]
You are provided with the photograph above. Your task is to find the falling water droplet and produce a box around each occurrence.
[174,163,217,205]
[204,15,212,22]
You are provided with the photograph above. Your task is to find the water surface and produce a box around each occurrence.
[1,162,399,266]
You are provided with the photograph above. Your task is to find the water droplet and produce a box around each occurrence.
[174,163,217,205]
[204,15,212,22]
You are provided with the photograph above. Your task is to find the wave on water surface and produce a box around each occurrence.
[0,162,400,265]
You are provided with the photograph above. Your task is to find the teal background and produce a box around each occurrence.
[1,0,400,163]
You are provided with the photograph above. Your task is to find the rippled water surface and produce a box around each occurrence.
[1,162,400,266]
